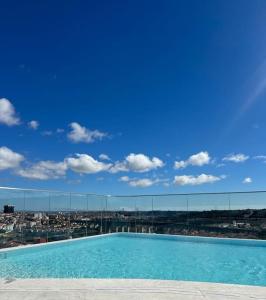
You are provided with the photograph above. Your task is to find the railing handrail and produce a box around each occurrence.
[1,186,266,198]
[112,190,266,197]
[0,186,101,197]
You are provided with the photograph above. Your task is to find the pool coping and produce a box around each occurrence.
[1,232,266,253]
[0,278,266,300]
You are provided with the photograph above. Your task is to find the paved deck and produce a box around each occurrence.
[0,279,266,300]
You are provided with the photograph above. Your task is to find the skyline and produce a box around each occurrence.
[1,1,266,194]
[1,185,266,212]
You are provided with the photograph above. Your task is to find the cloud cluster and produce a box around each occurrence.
[0,99,257,188]
[0,146,24,170]
[0,146,165,181]
[174,151,211,169]
[128,178,156,188]
[15,155,111,180]
[67,122,107,143]
[0,98,20,126]
[0,98,41,131]
[16,161,67,180]
[223,153,249,163]
[0,144,239,190]
[173,174,222,186]
[119,176,159,188]
[0,146,228,187]
[110,153,164,173]
[1,99,108,146]
[0,144,226,188]
[120,173,224,188]
[66,154,112,174]
[65,153,164,175]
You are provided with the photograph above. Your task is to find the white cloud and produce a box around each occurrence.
[119,176,130,182]
[99,154,110,161]
[119,176,157,187]
[0,146,24,170]
[119,176,168,188]
[174,160,187,169]
[188,151,211,166]
[243,177,252,184]
[67,122,107,143]
[109,161,129,173]
[28,120,39,130]
[223,153,249,163]
[16,161,67,180]
[110,153,164,173]
[128,178,156,188]
[66,154,112,174]
[126,154,164,172]
[0,98,20,126]
[174,151,211,169]
[173,174,222,186]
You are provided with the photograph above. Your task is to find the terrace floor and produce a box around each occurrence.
[0,279,266,300]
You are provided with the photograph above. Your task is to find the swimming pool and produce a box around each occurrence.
[1,233,266,286]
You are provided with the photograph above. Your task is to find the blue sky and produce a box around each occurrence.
[0,0,266,195]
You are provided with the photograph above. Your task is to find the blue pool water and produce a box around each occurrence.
[1,233,266,286]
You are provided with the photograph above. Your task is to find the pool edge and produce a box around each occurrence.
[1,231,266,253]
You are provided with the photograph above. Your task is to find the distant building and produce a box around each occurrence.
[3,205,14,214]
[30,221,37,227]
[5,224,14,232]
[34,212,43,219]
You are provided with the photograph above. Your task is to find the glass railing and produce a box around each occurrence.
[0,187,266,248]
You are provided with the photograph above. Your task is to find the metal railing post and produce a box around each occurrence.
[69,192,72,239]
[47,192,51,243]
[104,196,107,234]
[22,190,26,244]
[100,198,103,234]
[86,194,89,236]
[134,198,137,233]
[151,196,154,233]
[186,195,189,231]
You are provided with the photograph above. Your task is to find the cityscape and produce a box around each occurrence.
[1,202,266,249]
